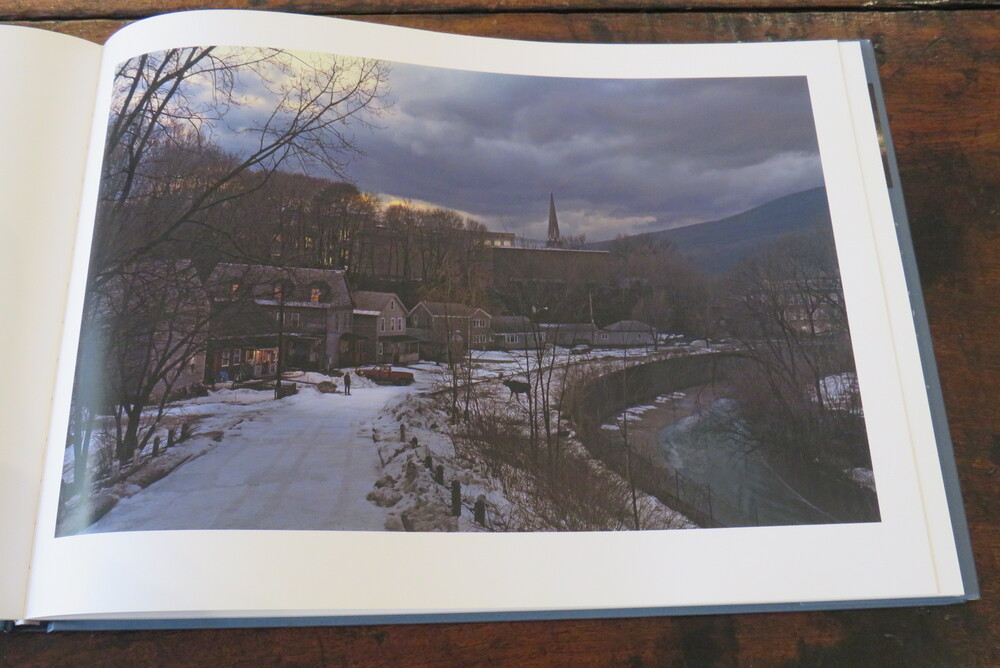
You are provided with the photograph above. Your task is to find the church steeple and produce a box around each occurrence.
[546,193,562,248]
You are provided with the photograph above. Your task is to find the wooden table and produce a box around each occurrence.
[3,2,998,666]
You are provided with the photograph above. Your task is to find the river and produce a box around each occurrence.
[655,397,836,527]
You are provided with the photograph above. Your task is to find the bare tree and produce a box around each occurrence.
[720,227,866,470]
[91,46,390,288]
[65,46,390,504]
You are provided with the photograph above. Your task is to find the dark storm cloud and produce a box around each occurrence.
[215,56,824,240]
[343,64,823,239]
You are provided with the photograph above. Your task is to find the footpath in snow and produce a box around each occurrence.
[84,376,422,533]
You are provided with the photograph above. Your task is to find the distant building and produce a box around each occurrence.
[408,301,492,361]
[204,263,353,380]
[547,193,561,248]
[596,320,657,347]
[539,322,599,347]
[351,291,418,366]
[102,259,209,400]
[479,245,612,292]
[490,315,546,350]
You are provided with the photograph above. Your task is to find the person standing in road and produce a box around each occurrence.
[343,371,352,395]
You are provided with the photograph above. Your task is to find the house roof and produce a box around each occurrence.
[205,263,351,307]
[414,301,475,317]
[603,320,655,332]
[490,315,535,333]
[352,290,404,313]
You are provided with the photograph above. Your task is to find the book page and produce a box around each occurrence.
[25,11,965,620]
[0,27,101,619]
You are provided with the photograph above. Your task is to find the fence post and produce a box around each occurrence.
[400,424,406,442]
[424,455,433,470]
[434,465,445,485]
[474,496,486,525]
[152,436,161,458]
[166,429,175,450]
[450,481,462,517]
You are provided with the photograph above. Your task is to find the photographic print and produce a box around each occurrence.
[55,45,879,536]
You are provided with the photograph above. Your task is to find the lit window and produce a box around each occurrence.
[311,288,321,303]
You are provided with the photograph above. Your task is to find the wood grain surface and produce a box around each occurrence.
[2,5,999,667]
[2,0,998,21]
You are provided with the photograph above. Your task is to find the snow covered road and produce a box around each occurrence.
[85,381,419,533]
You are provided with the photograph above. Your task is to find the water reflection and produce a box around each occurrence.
[659,399,834,527]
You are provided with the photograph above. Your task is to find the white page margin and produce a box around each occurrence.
[0,26,101,620]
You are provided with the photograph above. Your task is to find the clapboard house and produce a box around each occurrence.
[204,263,354,380]
[408,301,492,361]
[351,291,418,365]
[489,315,547,351]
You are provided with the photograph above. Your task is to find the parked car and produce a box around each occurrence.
[355,365,415,385]
[569,344,591,355]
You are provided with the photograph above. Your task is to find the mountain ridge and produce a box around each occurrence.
[587,186,831,274]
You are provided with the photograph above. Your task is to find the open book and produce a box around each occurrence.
[0,10,977,629]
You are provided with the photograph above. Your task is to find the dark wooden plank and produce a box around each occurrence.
[1,8,998,668]
[1,0,997,22]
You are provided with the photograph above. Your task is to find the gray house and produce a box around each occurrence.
[490,316,547,350]
[540,322,599,347]
[204,263,353,378]
[596,320,657,347]
[352,291,418,365]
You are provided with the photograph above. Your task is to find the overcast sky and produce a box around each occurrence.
[214,55,825,242]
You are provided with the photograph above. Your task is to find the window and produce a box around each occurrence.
[221,350,230,365]
[304,236,314,250]
[378,343,384,355]
[473,318,485,328]
[505,334,519,344]
[273,283,283,300]
[311,288,321,303]
[396,317,403,331]
[231,282,239,294]
[379,317,385,332]
[601,333,609,341]
[232,349,241,364]
[390,301,395,311]
[289,312,301,326]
